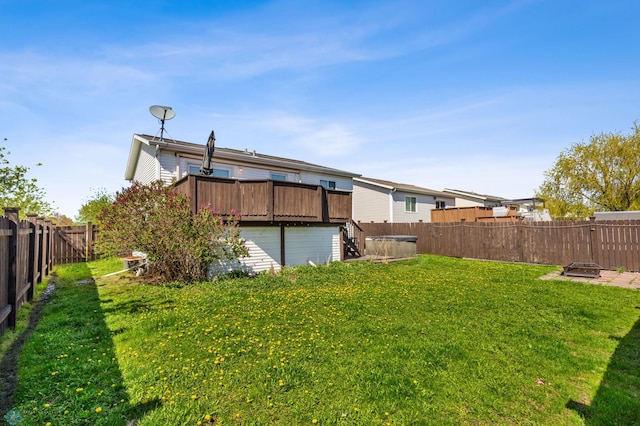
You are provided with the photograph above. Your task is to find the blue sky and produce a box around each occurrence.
[2,0,639,217]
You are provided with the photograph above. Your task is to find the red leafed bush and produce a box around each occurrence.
[96,180,247,282]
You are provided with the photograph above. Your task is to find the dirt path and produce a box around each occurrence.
[0,275,57,418]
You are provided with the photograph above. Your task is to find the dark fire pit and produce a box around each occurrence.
[562,262,602,278]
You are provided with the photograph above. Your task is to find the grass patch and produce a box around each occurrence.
[5,255,640,425]
[0,278,50,361]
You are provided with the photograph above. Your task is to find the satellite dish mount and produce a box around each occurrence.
[149,105,175,141]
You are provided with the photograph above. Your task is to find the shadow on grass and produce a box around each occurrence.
[0,262,161,424]
[0,275,56,416]
[567,311,640,425]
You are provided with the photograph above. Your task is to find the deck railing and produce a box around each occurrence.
[173,175,352,224]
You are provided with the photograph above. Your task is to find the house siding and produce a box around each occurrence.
[352,181,390,223]
[172,155,351,187]
[284,226,341,266]
[209,225,340,275]
[133,143,159,184]
[391,191,435,223]
[452,196,484,207]
[209,226,282,275]
[300,172,353,191]
[158,151,178,183]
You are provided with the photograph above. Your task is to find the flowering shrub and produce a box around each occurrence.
[96,180,247,282]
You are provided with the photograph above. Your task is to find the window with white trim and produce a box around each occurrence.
[320,179,336,189]
[435,200,446,209]
[405,196,417,212]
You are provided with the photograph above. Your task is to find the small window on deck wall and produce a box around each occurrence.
[213,169,230,178]
[320,179,336,189]
[405,196,417,212]
[435,200,446,209]
[186,164,229,178]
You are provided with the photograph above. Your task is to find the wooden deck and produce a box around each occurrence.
[173,175,352,224]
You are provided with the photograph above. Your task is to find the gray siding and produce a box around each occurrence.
[300,172,353,191]
[391,191,435,223]
[353,181,390,223]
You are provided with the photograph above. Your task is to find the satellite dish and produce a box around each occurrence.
[149,105,175,120]
[149,105,175,141]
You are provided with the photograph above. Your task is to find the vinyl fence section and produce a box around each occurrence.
[359,219,640,272]
[0,209,55,336]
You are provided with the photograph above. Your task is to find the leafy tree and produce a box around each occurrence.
[48,213,74,226]
[96,180,248,282]
[0,138,54,218]
[75,187,115,225]
[538,122,640,219]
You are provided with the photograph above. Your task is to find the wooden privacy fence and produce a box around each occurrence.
[0,209,54,336]
[359,219,640,272]
[0,207,98,337]
[55,224,98,264]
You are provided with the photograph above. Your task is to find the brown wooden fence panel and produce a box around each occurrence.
[16,221,33,310]
[0,216,12,335]
[1,208,97,338]
[359,219,640,272]
[594,220,640,271]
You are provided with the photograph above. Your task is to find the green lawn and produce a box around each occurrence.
[3,255,640,425]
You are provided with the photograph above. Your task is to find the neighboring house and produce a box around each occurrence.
[442,188,506,208]
[125,134,361,274]
[432,196,552,222]
[352,177,455,223]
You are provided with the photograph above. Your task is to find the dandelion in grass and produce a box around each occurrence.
[76,387,84,392]
[96,407,102,413]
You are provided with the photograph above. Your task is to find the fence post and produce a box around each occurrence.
[86,221,93,261]
[589,217,599,265]
[36,218,46,281]
[4,207,19,329]
[45,220,54,268]
[26,214,39,300]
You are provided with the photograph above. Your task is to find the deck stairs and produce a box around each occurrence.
[341,220,364,259]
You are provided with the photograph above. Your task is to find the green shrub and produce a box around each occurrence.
[96,180,247,282]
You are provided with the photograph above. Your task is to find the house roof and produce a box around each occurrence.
[125,133,361,181]
[355,177,453,198]
[501,197,546,206]
[442,188,507,203]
